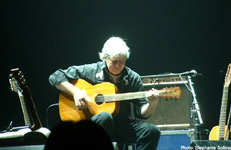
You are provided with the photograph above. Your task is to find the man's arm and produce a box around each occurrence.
[140,89,159,118]
[49,65,93,109]
[55,81,91,109]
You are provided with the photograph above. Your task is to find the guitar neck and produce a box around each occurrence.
[104,90,170,102]
[17,92,31,127]
[23,86,42,131]
[218,86,229,139]
[104,91,147,102]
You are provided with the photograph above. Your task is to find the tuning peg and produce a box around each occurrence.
[8,74,12,79]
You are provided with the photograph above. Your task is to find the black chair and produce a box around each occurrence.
[45,103,61,130]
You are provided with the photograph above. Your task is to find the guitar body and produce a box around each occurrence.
[209,125,229,140]
[59,79,120,122]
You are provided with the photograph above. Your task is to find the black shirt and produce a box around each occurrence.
[49,61,148,120]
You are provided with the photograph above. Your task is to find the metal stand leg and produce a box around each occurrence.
[187,76,203,140]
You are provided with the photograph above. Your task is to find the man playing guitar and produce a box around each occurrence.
[49,37,160,149]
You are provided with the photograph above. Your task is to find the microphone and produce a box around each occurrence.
[180,70,199,77]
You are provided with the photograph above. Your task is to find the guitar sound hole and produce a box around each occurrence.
[95,94,105,105]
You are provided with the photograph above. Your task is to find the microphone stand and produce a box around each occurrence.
[187,75,203,140]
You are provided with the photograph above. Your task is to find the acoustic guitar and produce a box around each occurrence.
[59,79,182,122]
[209,63,231,140]
[9,68,50,137]
[9,72,31,128]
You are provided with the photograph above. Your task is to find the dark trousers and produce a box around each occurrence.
[91,112,160,150]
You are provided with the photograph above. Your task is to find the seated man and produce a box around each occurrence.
[49,37,161,150]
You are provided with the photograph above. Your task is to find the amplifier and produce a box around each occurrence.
[141,74,193,130]
[157,129,194,150]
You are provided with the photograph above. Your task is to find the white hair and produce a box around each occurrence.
[99,37,130,60]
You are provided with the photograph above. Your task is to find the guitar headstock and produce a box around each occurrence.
[160,87,182,99]
[224,64,231,87]
[9,68,26,93]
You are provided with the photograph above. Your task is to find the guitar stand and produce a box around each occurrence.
[187,75,204,140]
[1,121,30,133]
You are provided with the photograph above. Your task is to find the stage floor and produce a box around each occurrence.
[0,145,44,150]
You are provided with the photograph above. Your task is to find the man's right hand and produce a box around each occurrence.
[73,89,91,110]
[55,81,92,110]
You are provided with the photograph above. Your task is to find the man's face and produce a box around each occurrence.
[104,55,126,76]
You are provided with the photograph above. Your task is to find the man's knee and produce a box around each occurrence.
[91,112,114,137]
[151,124,160,135]
[91,112,113,124]
[143,123,161,139]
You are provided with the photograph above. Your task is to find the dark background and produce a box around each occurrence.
[1,0,231,136]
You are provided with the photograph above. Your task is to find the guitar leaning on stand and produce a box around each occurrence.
[209,63,231,140]
[0,68,50,145]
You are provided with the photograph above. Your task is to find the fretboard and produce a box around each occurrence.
[218,86,229,140]
[104,91,147,102]
[103,90,171,102]
[18,91,31,127]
